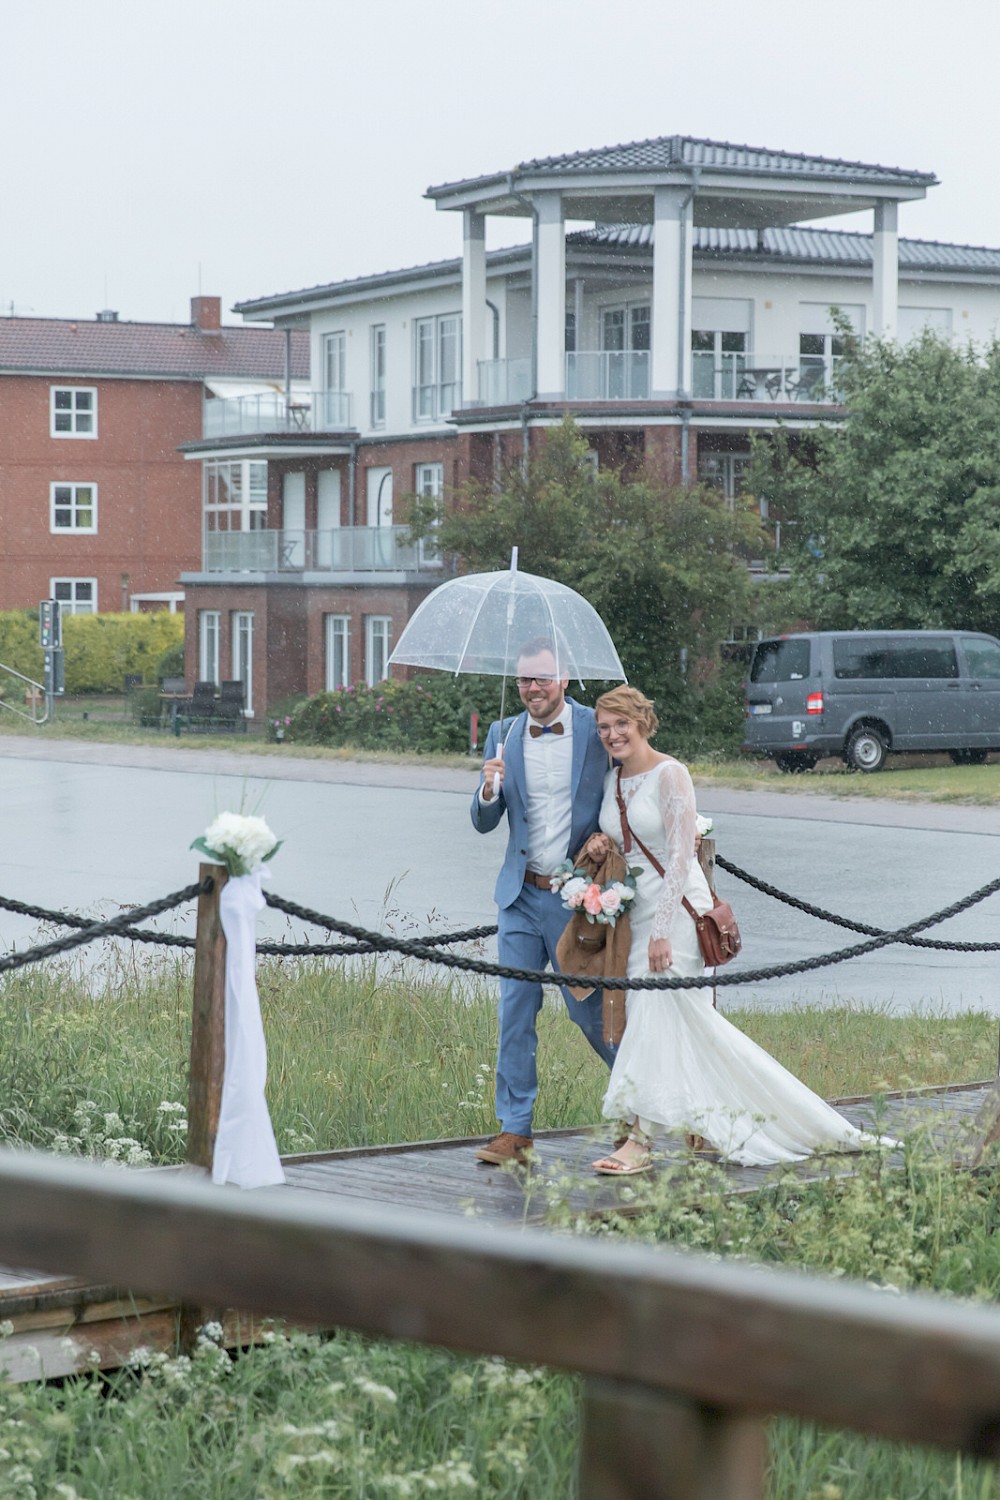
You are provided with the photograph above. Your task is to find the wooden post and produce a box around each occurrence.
[186,863,228,1171]
[580,1379,767,1500]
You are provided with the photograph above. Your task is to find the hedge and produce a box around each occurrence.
[279,675,508,754]
[0,610,184,693]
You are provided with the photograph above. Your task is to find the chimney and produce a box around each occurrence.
[191,295,222,334]
[96,308,119,322]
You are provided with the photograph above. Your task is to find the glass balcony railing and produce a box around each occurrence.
[566,350,651,401]
[692,352,843,403]
[202,389,353,439]
[203,525,440,575]
[475,358,533,406]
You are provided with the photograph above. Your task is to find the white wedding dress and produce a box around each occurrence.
[599,760,880,1166]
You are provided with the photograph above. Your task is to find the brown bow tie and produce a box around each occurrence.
[529,721,564,737]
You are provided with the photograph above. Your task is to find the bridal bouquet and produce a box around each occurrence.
[191,812,282,877]
[549,860,638,928]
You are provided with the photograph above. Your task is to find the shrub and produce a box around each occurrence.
[284,674,507,754]
[62,612,185,692]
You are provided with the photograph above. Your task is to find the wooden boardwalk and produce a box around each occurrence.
[1,1080,994,1383]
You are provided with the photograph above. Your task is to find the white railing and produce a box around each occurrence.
[566,350,651,401]
[476,357,533,406]
[203,525,438,574]
[692,352,843,403]
[202,389,353,439]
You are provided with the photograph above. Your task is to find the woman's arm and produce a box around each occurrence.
[650,760,698,946]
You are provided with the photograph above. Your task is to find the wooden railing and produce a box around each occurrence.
[2,1144,1000,1496]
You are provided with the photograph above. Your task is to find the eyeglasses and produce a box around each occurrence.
[515,675,557,688]
[596,719,632,738]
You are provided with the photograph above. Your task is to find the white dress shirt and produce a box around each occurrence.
[521,705,574,875]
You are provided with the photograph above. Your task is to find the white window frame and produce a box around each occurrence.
[364,615,392,687]
[199,610,220,684]
[203,459,268,534]
[50,577,97,615]
[413,313,462,421]
[370,324,386,427]
[415,462,444,568]
[324,331,346,393]
[51,386,97,438]
[232,610,254,714]
[50,482,97,534]
[698,451,751,507]
[325,614,351,691]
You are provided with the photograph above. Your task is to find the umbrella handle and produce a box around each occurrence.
[492,739,503,800]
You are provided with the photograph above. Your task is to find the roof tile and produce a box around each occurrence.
[0,317,309,379]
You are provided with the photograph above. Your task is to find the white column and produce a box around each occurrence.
[534,192,565,399]
[462,209,487,405]
[872,199,898,339]
[652,186,693,398]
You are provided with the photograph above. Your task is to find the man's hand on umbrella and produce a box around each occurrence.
[481,755,505,800]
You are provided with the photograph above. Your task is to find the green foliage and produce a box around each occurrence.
[0,609,184,693]
[156,640,185,680]
[749,331,1000,633]
[411,418,767,754]
[284,674,506,753]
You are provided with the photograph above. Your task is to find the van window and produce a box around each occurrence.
[833,638,959,680]
[750,638,811,683]
[963,638,1000,679]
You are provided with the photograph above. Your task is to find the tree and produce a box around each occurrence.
[411,420,767,753]
[749,331,1000,633]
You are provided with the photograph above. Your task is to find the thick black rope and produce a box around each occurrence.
[716,855,1000,953]
[0,892,197,948]
[0,882,210,974]
[263,871,1000,989]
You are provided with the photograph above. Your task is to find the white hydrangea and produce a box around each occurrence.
[696,814,713,837]
[199,812,279,876]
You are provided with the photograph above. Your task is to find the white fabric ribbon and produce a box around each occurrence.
[212,872,285,1189]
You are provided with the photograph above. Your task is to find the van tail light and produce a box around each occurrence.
[807,691,824,715]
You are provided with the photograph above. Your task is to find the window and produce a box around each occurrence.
[597,302,650,397]
[324,331,346,393]
[962,637,1000,679]
[199,610,220,684]
[326,614,351,690]
[415,462,444,568]
[364,615,391,686]
[203,460,267,532]
[698,451,750,505]
[51,578,96,615]
[50,482,96,533]
[370,325,386,427]
[799,305,864,396]
[750,638,811,684]
[833,637,959,681]
[51,387,97,438]
[692,330,747,399]
[232,610,254,712]
[413,314,462,420]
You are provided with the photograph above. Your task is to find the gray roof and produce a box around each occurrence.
[0,316,310,379]
[572,223,1000,272]
[427,134,937,196]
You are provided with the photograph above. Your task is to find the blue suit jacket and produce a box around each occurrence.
[470,698,609,910]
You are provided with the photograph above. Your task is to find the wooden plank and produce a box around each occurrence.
[581,1381,766,1500]
[5,1147,1000,1453]
[187,863,228,1170]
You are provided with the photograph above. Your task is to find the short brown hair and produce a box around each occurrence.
[594,685,658,739]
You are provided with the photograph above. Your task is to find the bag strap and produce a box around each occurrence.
[615,767,701,925]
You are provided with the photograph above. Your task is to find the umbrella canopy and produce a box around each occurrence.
[388,566,626,682]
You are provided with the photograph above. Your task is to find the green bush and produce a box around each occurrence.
[0,610,185,694]
[156,641,185,681]
[284,675,508,753]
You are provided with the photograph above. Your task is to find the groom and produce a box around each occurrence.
[470,639,615,1165]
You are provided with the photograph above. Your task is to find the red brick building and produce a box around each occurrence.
[0,297,307,618]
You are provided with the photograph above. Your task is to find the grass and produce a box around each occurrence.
[3,947,1000,1495]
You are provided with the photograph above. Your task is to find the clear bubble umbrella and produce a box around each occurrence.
[389,547,626,791]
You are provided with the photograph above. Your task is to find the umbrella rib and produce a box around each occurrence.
[450,583,491,678]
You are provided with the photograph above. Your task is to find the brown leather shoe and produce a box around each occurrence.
[475,1132,533,1166]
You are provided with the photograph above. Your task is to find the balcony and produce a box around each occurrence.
[202,389,353,439]
[566,350,650,401]
[692,352,843,403]
[203,525,441,575]
[476,357,533,406]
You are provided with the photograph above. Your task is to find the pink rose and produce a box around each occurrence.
[600,888,622,916]
[583,883,604,916]
[566,888,585,909]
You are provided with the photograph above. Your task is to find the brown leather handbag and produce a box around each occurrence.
[614,768,742,969]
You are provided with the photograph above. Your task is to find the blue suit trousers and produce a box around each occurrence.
[496,882,617,1136]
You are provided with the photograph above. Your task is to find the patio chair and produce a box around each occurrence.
[186,680,219,727]
[216,680,247,731]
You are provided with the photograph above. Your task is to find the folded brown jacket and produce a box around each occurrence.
[555,838,633,1047]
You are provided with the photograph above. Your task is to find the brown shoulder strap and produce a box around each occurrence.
[615,768,701,925]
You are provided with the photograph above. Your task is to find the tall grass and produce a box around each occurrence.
[2,947,1000,1496]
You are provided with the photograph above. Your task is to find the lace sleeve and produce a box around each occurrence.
[650,760,698,941]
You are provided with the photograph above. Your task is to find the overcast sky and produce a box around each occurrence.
[2,0,999,326]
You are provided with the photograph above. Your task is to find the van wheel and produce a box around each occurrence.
[846,727,888,773]
[949,749,989,766]
[775,752,818,773]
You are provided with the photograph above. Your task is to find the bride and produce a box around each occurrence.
[588,685,883,1175]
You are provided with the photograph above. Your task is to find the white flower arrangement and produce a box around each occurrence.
[696,814,714,837]
[191,812,282,877]
[549,859,639,927]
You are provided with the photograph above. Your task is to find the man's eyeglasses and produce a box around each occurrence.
[516,675,557,688]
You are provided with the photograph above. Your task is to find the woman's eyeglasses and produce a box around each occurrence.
[596,719,632,738]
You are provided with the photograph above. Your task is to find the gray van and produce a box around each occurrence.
[742,630,1000,772]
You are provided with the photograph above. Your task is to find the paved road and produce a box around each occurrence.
[0,737,998,1014]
